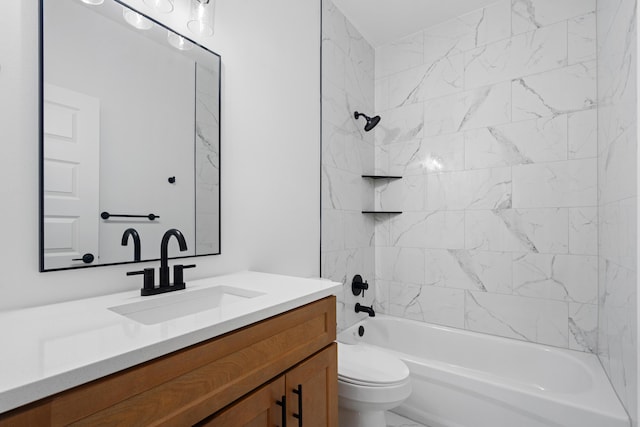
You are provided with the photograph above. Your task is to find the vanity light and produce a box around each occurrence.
[167,31,193,51]
[81,0,104,4]
[123,7,154,30]
[144,0,174,14]
[188,0,215,37]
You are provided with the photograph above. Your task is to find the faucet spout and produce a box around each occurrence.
[355,303,375,317]
[121,228,141,261]
[159,229,187,287]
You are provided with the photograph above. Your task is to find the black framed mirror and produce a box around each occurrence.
[39,0,221,271]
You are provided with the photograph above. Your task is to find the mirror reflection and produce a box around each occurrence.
[40,0,221,271]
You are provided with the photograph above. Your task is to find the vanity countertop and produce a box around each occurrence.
[0,271,341,413]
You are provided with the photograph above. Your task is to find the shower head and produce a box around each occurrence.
[354,111,381,132]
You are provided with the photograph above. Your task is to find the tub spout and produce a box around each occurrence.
[355,303,375,317]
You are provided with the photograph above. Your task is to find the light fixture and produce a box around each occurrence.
[144,0,174,14]
[122,7,154,30]
[188,0,215,37]
[81,0,104,4]
[167,31,193,51]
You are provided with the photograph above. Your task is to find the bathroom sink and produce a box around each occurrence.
[108,286,265,325]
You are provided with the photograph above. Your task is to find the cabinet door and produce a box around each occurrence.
[286,343,338,427]
[198,376,286,427]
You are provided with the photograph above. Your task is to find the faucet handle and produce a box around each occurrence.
[173,264,196,287]
[352,274,369,297]
[127,268,156,295]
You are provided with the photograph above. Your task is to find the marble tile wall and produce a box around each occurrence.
[597,0,638,422]
[373,0,600,352]
[321,0,376,331]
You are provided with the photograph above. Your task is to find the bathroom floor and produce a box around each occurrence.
[386,411,429,427]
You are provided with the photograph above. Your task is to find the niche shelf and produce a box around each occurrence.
[361,210,403,214]
[361,174,402,180]
[361,174,403,215]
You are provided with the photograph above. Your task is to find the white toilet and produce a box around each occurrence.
[337,342,412,427]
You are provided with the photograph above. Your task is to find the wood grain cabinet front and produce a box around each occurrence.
[199,344,337,427]
[0,296,337,427]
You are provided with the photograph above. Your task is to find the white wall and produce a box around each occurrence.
[0,0,321,310]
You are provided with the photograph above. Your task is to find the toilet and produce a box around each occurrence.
[337,342,412,427]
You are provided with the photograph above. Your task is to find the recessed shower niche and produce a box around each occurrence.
[39,0,221,271]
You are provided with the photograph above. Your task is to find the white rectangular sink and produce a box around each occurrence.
[108,286,265,325]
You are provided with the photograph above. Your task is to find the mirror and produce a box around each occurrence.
[40,0,221,271]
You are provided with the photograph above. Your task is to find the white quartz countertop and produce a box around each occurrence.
[0,271,341,413]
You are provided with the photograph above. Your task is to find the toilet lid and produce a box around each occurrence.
[338,343,410,385]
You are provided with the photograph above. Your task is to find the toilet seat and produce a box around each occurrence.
[338,343,410,386]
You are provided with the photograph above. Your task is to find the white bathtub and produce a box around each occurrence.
[338,315,630,427]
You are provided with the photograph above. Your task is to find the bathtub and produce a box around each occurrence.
[338,315,630,427]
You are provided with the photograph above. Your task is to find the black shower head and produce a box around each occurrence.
[354,111,381,132]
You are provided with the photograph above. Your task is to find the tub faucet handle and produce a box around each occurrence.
[352,274,369,297]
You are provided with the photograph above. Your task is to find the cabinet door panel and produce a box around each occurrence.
[198,376,285,427]
[286,343,338,427]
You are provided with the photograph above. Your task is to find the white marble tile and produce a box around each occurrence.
[597,249,638,416]
[597,0,637,106]
[425,249,512,293]
[569,303,597,352]
[323,81,366,137]
[422,211,465,249]
[512,61,597,120]
[568,109,597,159]
[569,207,597,255]
[426,167,512,211]
[375,77,390,113]
[387,134,464,176]
[374,144,390,175]
[373,279,391,315]
[322,165,364,211]
[388,54,464,108]
[474,0,512,47]
[465,208,568,253]
[512,0,596,35]
[321,209,344,251]
[598,123,638,204]
[599,198,637,271]
[322,122,373,174]
[464,21,567,89]
[322,38,347,89]
[425,82,512,136]
[389,211,464,249]
[423,15,477,64]
[512,158,597,208]
[465,115,567,169]
[512,253,598,304]
[344,211,375,249]
[375,102,424,145]
[465,291,569,347]
[376,32,424,78]
[374,175,426,212]
[389,283,465,328]
[376,247,425,285]
[374,213,391,247]
[569,13,597,65]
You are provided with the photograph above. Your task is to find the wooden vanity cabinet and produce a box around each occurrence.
[0,296,337,426]
[200,344,337,427]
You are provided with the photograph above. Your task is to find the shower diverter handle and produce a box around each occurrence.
[351,274,369,297]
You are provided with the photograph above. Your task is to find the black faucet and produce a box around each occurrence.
[355,303,375,317]
[127,228,195,296]
[159,229,188,288]
[121,228,141,261]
